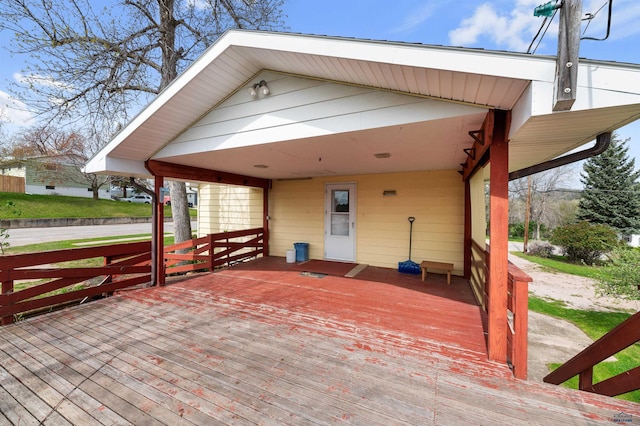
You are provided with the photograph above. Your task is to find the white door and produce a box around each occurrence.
[324,183,356,261]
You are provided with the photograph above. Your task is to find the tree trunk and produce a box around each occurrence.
[523,175,531,252]
[168,180,192,243]
[159,0,192,244]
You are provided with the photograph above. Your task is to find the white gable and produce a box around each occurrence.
[85,30,640,179]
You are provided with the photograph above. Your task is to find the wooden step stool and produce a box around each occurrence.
[420,260,454,285]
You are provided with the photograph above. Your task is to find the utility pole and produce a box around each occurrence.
[553,0,582,111]
[523,175,532,252]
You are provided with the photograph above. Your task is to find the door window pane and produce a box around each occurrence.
[333,190,349,213]
[331,190,349,236]
[331,213,349,236]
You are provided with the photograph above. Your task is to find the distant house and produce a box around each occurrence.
[623,234,640,248]
[0,157,110,199]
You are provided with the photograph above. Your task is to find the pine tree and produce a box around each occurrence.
[577,133,640,236]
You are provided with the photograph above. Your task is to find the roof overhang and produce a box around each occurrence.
[85,30,640,181]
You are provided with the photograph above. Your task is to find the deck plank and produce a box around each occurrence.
[81,299,437,425]
[75,299,424,425]
[1,259,639,425]
[0,329,131,426]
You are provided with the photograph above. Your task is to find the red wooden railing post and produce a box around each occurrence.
[208,233,214,271]
[579,368,594,391]
[508,263,531,380]
[1,277,14,325]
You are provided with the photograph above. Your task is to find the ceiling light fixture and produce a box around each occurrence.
[247,80,270,98]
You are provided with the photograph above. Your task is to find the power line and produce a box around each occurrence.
[581,1,612,41]
[527,7,559,54]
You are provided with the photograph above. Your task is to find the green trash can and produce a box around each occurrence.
[294,242,309,262]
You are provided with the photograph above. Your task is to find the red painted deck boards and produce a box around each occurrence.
[1,256,638,424]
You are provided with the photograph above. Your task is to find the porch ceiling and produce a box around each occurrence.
[85,30,640,180]
[155,111,489,180]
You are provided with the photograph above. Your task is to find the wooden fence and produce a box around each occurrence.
[0,241,152,325]
[0,228,265,325]
[0,175,25,193]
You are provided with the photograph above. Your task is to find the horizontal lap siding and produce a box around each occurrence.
[198,184,263,235]
[356,171,464,273]
[269,180,325,260]
[270,170,464,274]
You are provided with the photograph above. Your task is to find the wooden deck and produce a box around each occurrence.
[1,257,638,425]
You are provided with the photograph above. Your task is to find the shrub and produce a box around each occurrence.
[0,228,9,254]
[509,221,547,239]
[526,241,554,258]
[549,221,619,264]
[597,246,640,300]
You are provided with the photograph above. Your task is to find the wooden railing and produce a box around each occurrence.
[544,311,640,396]
[507,262,532,380]
[164,228,265,274]
[0,228,265,325]
[470,239,487,310]
[472,241,531,379]
[0,241,152,325]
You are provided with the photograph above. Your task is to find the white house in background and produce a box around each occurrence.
[624,234,640,248]
[2,158,110,199]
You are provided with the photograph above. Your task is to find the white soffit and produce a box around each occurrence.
[85,30,640,178]
[98,31,545,163]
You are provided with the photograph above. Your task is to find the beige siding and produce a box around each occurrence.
[269,170,465,274]
[469,168,488,306]
[197,184,263,236]
[269,179,326,261]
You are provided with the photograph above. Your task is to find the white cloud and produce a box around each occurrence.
[0,90,33,127]
[391,3,442,34]
[13,72,73,91]
[449,1,555,52]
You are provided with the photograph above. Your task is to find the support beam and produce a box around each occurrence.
[146,160,269,189]
[155,176,165,286]
[463,179,471,279]
[488,109,510,362]
[263,186,270,256]
[461,111,494,181]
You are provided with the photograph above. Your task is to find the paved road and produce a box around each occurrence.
[6,222,197,247]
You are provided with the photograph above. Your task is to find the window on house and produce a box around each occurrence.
[46,185,55,190]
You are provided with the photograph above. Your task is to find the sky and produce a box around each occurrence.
[1,0,639,183]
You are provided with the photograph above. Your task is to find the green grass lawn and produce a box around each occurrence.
[0,192,197,219]
[529,296,640,403]
[510,251,601,279]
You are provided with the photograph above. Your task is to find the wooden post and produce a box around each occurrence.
[155,176,166,286]
[463,179,472,279]
[263,185,270,256]
[553,0,582,111]
[488,109,510,362]
[1,278,14,325]
[523,175,532,252]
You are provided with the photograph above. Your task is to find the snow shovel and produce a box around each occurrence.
[398,216,421,274]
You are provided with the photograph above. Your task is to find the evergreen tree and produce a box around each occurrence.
[577,133,640,236]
